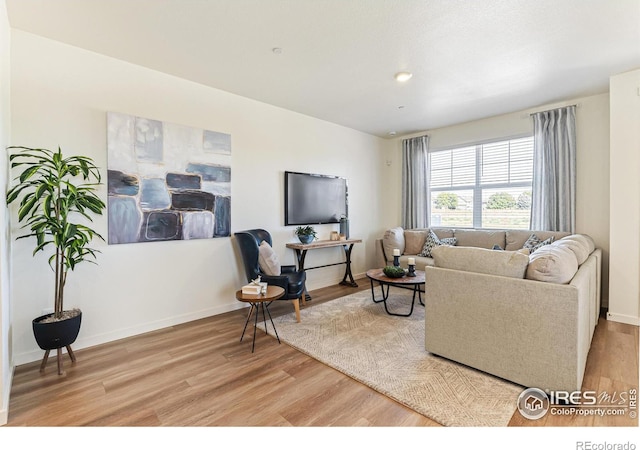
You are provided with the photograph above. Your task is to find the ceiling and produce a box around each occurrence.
[6,0,640,138]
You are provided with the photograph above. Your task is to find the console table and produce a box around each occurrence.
[286,238,362,299]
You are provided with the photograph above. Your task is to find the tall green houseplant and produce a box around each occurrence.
[6,146,106,319]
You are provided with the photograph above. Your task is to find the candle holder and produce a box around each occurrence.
[407,264,416,277]
[393,255,400,267]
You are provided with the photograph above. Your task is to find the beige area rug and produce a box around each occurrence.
[258,290,523,426]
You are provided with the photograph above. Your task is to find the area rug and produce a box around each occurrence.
[258,290,523,426]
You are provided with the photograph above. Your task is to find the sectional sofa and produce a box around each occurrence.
[374,227,602,393]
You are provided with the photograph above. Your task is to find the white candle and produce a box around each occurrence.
[408,257,415,265]
[393,249,400,256]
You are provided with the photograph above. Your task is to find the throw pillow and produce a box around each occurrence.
[258,240,281,275]
[522,233,555,254]
[419,229,457,258]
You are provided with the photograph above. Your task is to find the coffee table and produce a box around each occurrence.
[236,285,285,352]
[366,268,425,317]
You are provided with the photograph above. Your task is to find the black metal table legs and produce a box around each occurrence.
[339,243,358,287]
[369,279,424,317]
[240,301,281,352]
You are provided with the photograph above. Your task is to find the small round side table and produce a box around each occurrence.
[235,285,285,352]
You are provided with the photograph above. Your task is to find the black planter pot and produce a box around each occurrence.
[32,311,82,351]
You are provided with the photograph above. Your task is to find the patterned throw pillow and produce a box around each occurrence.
[419,229,457,258]
[522,233,555,254]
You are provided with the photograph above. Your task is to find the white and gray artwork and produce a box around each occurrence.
[107,112,231,244]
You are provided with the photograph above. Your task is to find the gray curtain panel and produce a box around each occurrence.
[530,105,576,233]
[401,135,430,229]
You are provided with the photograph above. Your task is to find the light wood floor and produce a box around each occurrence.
[6,281,639,427]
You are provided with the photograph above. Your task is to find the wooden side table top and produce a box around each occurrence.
[366,268,426,285]
[285,238,362,250]
[235,285,285,303]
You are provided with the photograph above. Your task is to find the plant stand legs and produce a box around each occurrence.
[66,345,76,363]
[56,348,63,375]
[39,350,50,373]
[39,345,77,375]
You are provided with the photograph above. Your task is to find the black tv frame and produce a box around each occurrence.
[284,171,348,226]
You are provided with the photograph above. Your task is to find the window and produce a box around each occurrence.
[429,136,533,229]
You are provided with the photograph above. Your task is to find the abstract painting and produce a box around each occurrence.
[107,112,231,244]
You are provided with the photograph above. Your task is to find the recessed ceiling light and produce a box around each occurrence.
[272,47,283,54]
[394,72,413,82]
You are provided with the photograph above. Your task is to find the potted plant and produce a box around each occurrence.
[6,146,106,374]
[294,225,317,244]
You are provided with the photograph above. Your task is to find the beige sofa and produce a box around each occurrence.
[374,227,602,393]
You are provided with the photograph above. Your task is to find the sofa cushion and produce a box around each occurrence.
[419,229,457,258]
[404,229,428,255]
[399,255,434,270]
[432,245,529,279]
[555,234,595,265]
[383,227,405,258]
[258,240,281,275]
[526,242,579,284]
[453,229,506,249]
[430,227,455,240]
[523,233,555,253]
[505,230,570,251]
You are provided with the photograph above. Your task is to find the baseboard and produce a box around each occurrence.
[606,311,640,326]
[13,301,247,366]
[13,276,371,367]
[0,364,14,426]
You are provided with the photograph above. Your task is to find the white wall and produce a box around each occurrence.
[608,68,640,326]
[0,0,12,426]
[388,93,612,304]
[9,31,389,365]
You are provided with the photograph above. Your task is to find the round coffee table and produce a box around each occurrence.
[366,268,425,317]
[236,285,285,352]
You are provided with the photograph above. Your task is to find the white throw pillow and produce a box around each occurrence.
[258,240,281,275]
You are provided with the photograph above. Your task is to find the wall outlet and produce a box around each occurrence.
[41,308,54,315]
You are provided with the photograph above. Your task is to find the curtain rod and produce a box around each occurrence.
[528,104,579,116]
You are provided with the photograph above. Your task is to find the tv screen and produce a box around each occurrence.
[284,171,348,226]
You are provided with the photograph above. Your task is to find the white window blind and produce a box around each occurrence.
[429,136,534,229]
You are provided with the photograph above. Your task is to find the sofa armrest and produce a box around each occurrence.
[374,238,390,267]
[425,266,591,392]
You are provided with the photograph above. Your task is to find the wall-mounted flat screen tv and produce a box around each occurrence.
[284,171,348,226]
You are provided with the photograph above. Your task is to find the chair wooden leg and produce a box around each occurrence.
[301,296,306,306]
[292,298,301,323]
